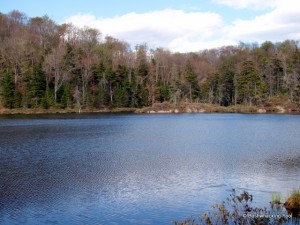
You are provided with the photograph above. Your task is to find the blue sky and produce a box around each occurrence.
[1,0,257,23]
[1,0,300,52]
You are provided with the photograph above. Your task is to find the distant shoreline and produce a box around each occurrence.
[136,102,300,114]
[1,102,300,115]
[0,107,137,115]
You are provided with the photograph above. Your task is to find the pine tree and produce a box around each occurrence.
[219,61,235,106]
[237,60,265,105]
[1,70,15,108]
[184,61,200,102]
[26,63,46,108]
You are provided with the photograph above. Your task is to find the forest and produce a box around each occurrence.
[1,10,300,111]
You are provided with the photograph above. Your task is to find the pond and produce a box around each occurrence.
[0,113,299,225]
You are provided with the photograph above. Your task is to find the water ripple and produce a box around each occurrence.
[1,114,300,224]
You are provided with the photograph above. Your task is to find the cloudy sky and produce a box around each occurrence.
[2,0,300,52]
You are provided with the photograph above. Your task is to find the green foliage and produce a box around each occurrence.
[23,63,47,108]
[137,61,148,77]
[219,60,235,106]
[41,87,54,109]
[237,60,265,105]
[59,85,72,108]
[156,81,170,103]
[13,91,22,108]
[271,193,282,204]
[135,83,148,107]
[220,74,234,106]
[184,61,200,102]
[1,70,15,108]
[200,73,220,104]
[169,71,182,105]
[113,86,128,107]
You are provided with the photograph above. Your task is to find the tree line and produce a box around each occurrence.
[1,10,300,110]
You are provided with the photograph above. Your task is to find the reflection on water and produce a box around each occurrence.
[0,114,299,225]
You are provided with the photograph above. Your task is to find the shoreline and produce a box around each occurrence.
[0,102,300,115]
[0,107,137,115]
[135,102,300,114]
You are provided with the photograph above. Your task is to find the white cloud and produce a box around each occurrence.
[212,0,279,10]
[65,1,300,52]
[226,0,300,43]
[65,9,223,52]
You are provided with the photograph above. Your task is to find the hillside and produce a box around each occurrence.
[1,11,300,113]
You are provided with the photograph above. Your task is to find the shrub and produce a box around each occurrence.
[284,189,300,218]
[173,189,295,225]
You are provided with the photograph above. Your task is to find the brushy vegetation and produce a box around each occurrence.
[284,188,300,218]
[271,193,283,204]
[173,189,298,225]
[271,192,284,212]
[289,189,300,202]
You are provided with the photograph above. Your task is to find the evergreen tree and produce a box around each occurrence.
[200,73,220,104]
[41,87,54,109]
[219,61,235,106]
[113,86,128,107]
[184,61,200,102]
[156,81,170,102]
[237,60,265,105]
[1,70,15,108]
[26,63,46,107]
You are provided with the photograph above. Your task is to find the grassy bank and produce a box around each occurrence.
[0,106,137,115]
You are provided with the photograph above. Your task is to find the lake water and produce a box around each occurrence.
[0,113,299,225]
